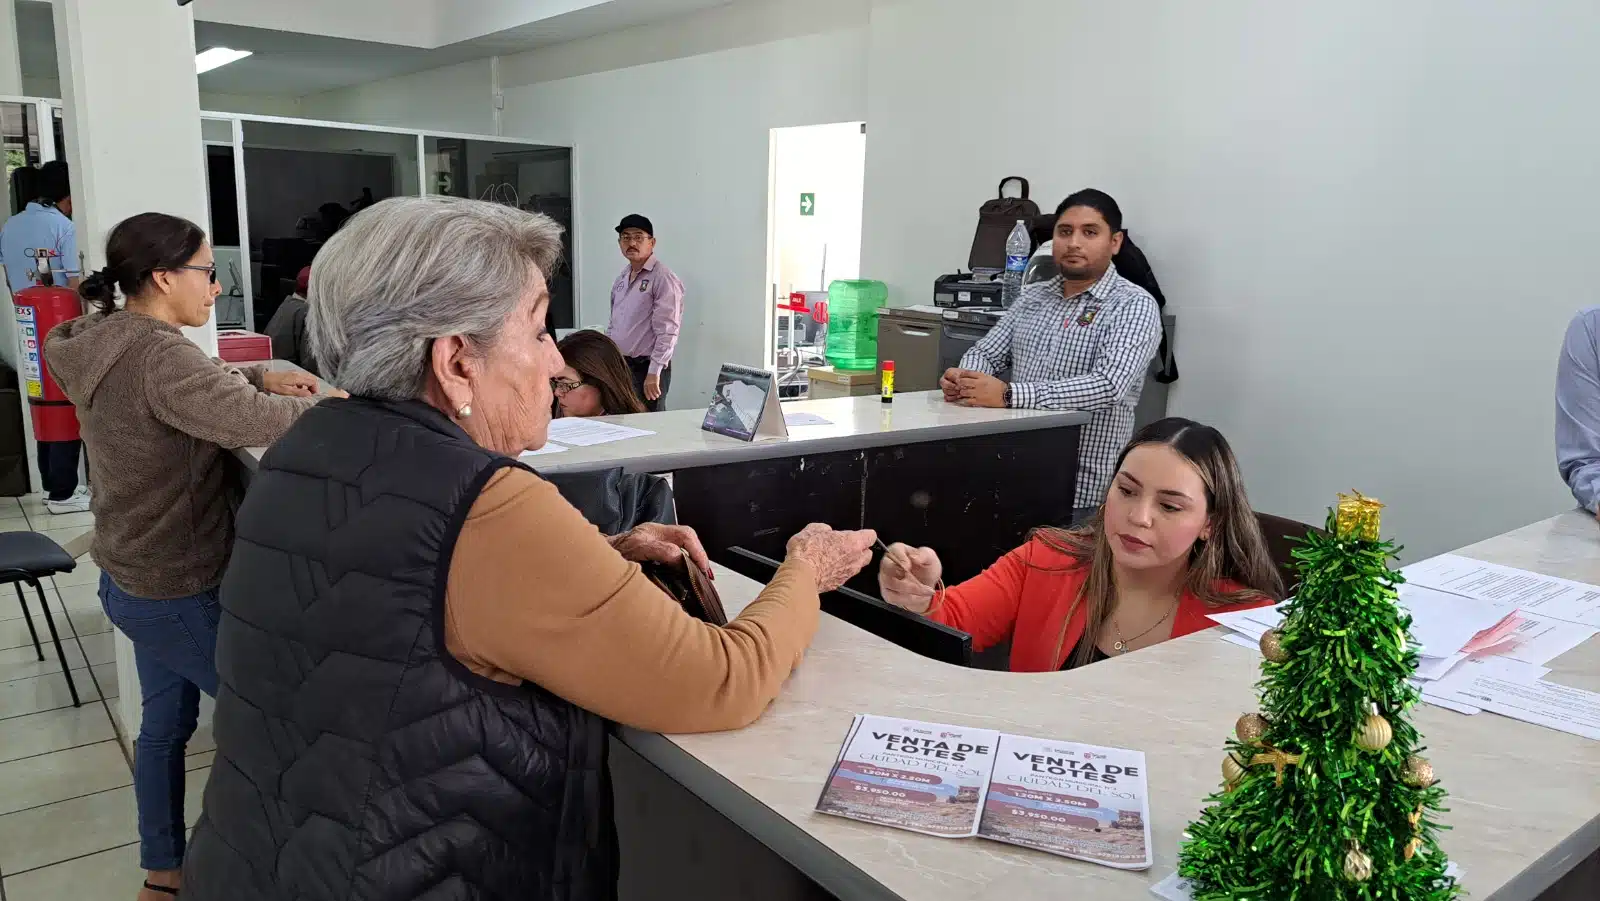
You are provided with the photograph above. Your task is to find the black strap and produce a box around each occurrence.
[143,882,180,897]
[997,177,1030,200]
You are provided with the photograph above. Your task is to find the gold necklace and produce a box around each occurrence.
[1111,601,1178,654]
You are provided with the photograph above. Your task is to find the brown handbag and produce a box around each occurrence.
[643,555,728,626]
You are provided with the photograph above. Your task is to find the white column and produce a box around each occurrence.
[53,0,217,743]
[0,0,23,95]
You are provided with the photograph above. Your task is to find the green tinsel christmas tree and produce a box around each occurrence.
[1178,493,1460,901]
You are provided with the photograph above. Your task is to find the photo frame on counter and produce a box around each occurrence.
[701,363,788,442]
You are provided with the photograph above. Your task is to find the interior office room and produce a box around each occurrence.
[0,1,1596,900]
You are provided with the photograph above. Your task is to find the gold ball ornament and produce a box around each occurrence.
[1259,628,1288,663]
[1343,843,1374,882]
[1356,712,1393,752]
[1235,713,1270,744]
[1222,753,1246,788]
[1402,755,1436,788]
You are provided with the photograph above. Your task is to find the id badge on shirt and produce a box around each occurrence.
[1073,304,1101,327]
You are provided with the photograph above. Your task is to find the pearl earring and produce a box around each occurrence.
[457,404,472,419]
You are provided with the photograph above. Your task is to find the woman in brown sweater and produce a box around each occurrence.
[44,213,336,901]
[179,197,875,900]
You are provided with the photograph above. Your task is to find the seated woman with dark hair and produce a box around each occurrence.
[554,329,648,417]
[879,417,1284,672]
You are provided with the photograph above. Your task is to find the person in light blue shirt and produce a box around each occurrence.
[2,160,80,293]
[1556,306,1600,519]
[0,160,86,512]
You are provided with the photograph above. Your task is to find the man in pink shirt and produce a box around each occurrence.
[609,214,684,411]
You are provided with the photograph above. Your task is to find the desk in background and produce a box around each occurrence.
[242,391,1090,592]
[615,512,1600,901]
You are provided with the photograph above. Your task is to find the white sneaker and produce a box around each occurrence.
[73,485,91,499]
[45,494,91,515]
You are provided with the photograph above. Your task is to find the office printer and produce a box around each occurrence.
[933,271,1006,309]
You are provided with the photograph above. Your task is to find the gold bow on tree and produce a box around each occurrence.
[1250,745,1305,786]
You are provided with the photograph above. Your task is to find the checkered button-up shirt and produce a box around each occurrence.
[959,263,1161,508]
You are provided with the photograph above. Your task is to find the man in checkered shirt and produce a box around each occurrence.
[943,189,1162,523]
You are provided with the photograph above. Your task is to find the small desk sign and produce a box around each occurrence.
[702,363,789,442]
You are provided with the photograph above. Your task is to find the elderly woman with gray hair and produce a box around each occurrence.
[182,197,875,899]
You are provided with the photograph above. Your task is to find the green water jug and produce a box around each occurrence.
[823,279,887,371]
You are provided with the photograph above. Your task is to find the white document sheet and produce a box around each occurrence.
[1394,583,1519,656]
[1403,555,1600,627]
[784,412,834,427]
[1470,614,1599,668]
[545,418,656,447]
[1429,665,1600,741]
[520,443,568,457]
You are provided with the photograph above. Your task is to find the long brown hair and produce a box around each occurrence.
[557,330,647,415]
[1041,417,1284,668]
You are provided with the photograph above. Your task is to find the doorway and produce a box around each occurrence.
[764,122,866,395]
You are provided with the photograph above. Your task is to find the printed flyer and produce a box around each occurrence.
[816,715,998,837]
[979,733,1151,869]
[816,714,1151,870]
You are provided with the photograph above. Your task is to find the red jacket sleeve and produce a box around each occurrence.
[927,543,1032,652]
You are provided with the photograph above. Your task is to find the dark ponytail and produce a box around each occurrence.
[80,212,207,316]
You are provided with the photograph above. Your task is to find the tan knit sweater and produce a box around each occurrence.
[44,312,318,599]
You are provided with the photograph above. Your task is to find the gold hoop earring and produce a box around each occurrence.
[457,404,472,419]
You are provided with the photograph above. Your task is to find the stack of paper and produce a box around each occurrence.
[1207,553,1600,739]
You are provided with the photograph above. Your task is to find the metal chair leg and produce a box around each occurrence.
[14,582,43,661]
[29,579,80,707]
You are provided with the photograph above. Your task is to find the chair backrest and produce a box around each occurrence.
[1254,512,1324,597]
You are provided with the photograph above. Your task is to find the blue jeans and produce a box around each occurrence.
[99,575,220,872]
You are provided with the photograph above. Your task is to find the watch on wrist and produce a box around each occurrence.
[1002,384,1013,408]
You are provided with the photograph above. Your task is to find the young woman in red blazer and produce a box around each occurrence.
[879,418,1283,672]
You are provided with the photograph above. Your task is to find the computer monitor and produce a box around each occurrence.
[724,547,972,667]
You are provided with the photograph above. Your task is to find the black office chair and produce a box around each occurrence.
[1255,512,1323,598]
[0,531,80,706]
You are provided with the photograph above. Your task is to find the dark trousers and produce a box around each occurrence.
[37,440,81,501]
[625,356,672,413]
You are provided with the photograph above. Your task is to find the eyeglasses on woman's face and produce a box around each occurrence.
[172,264,218,284]
[551,376,584,396]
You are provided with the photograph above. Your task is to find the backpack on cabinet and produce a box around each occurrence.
[969,177,1042,271]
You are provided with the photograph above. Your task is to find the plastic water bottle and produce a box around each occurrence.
[1002,219,1030,308]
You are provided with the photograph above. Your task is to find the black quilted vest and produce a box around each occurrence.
[183,399,616,901]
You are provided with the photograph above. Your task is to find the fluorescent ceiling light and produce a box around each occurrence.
[196,47,253,74]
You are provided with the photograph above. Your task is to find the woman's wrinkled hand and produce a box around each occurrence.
[611,523,714,580]
[878,542,942,614]
[784,524,877,593]
[263,370,319,397]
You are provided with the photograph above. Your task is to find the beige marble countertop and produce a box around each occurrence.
[636,512,1600,901]
[237,390,1089,473]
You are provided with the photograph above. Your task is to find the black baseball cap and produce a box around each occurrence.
[615,214,654,237]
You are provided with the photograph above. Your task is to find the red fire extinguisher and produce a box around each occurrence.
[14,283,82,442]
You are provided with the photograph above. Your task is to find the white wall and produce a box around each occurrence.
[501,27,868,409]
[861,0,1599,559]
[298,58,494,135]
[769,121,866,307]
[21,74,303,117]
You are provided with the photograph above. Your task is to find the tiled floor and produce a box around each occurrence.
[0,496,213,899]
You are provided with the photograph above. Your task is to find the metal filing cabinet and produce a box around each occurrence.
[875,306,944,392]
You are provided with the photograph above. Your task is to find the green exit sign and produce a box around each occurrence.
[800,193,816,216]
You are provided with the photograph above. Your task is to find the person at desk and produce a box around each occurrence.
[554,328,647,417]
[2,160,87,513]
[878,418,1281,672]
[263,265,318,375]
[611,213,683,411]
[1556,306,1600,521]
[181,196,877,899]
[942,189,1163,525]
